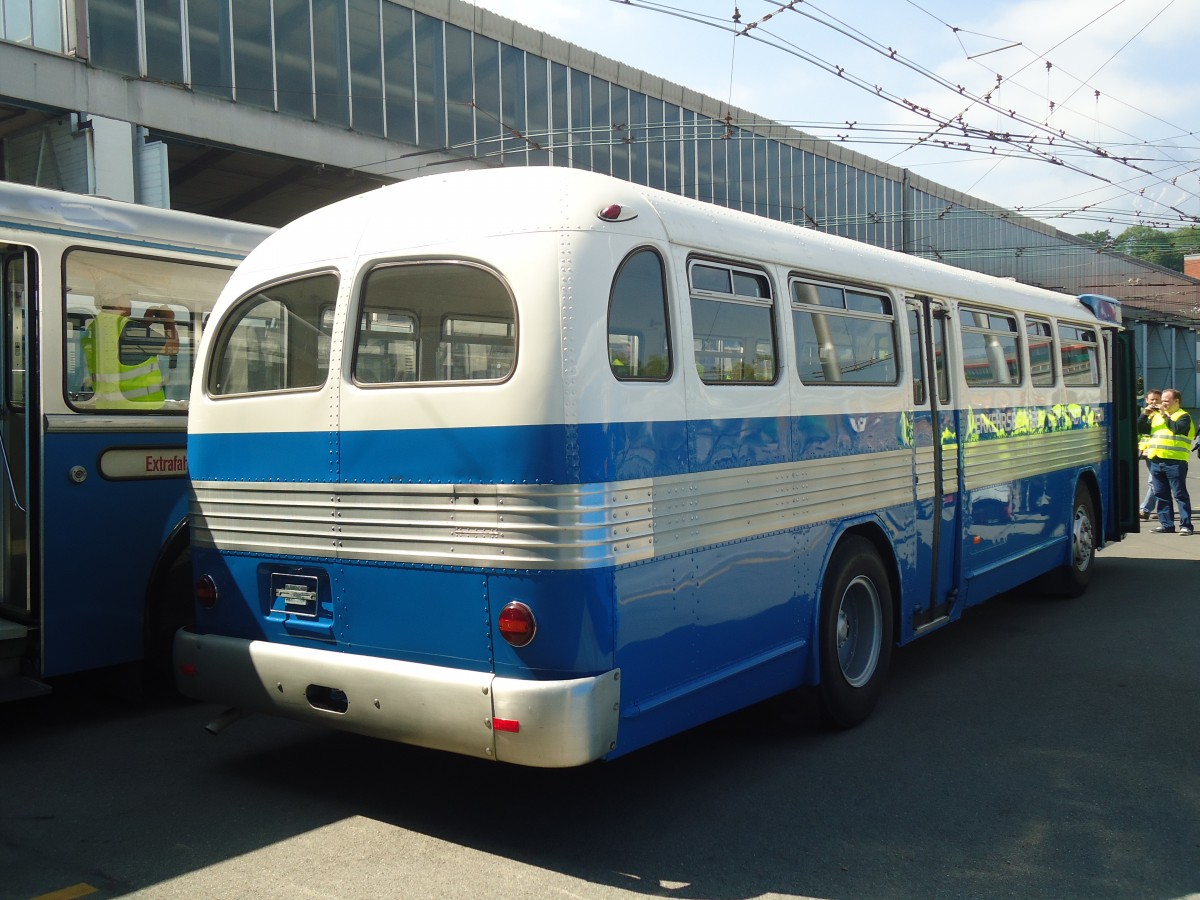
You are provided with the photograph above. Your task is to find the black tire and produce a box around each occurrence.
[817,535,894,729]
[1051,482,1097,598]
[143,550,194,697]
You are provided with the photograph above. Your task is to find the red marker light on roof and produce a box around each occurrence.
[597,203,637,222]
[498,601,537,648]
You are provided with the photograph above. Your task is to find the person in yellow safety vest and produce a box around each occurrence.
[1137,390,1163,521]
[1137,387,1195,535]
[81,295,179,409]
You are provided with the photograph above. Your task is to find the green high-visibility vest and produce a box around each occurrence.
[1145,408,1195,461]
[82,312,166,409]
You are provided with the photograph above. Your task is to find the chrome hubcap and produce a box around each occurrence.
[837,574,882,688]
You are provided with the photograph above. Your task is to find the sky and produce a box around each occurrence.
[466,0,1199,237]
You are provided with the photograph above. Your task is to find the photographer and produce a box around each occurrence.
[1137,390,1162,520]
[81,295,179,409]
[1137,387,1194,535]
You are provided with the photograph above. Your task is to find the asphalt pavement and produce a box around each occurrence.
[3,468,1199,900]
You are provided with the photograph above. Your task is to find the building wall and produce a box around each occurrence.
[2,0,1198,393]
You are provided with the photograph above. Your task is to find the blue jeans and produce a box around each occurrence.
[1150,459,1192,529]
[1142,458,1159,512]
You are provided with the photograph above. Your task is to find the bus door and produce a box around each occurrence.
[1106,327,1140,537]
[0,245,35,622]
[907,295,960,632]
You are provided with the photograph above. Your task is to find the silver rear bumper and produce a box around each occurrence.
[174,629,621,767]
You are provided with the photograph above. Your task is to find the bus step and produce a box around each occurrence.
[912,614,951,636]
[0,619,51,702]
[0,675,52,703]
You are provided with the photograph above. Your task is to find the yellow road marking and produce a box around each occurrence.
[31,884,98,900]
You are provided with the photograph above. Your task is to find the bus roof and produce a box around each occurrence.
[236,167,1112,326]
[0,180,272,260]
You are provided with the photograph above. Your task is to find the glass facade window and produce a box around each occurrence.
[609,249,671,381]
[697,118,713,203]
[445,23,473,152]
[628,91,647,185]
[570,68,590,171]
[610,85,629,179]
[472,34,499,158]
[549,62,568,165]
[414,12,445,148]
[2,0,32,45]
[664,102,680,195]
[500,44,525,160]
[274,0,313,119]
[88,0,139,76]
[349,0,385,136]
[590,76,611,176]
[382,2,416,145]
[313,0,349,126]
[525,54,549,165]
[646,97,664,189]
[145,0,184,84]
[233,1,275,111]
[189,0,233,99]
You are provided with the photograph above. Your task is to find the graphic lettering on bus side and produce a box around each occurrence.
[98,447,187,479]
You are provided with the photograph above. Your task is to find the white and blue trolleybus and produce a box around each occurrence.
[176,168,1137,765]
[0,183,270,698]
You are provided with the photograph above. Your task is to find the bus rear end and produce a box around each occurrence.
[176,174,627,766]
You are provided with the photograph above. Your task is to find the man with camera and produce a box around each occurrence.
[81,294,179,410]
[1137,387,1194,536]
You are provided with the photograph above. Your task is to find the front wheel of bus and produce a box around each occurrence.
[818,536,893,729]
[1056,482,1097,598]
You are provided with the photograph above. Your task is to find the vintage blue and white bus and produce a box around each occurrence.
[0,182,270,699]
[176,167,1137,765]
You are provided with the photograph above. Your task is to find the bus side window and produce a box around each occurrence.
[959,308,1021,387]
[1058,323,1100,386]
[791,278,897,384]
[1026,317,1056,387]
[608,248,671,380]
[353,262,514,385]
[907,308,925,404]
[689,260,776,384]
[208,272,338,396]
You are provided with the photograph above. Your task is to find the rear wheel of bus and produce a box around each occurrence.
[143,550,194,696]
[817,535,894,729]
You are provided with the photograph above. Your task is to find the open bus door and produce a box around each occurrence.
[907,296,962,633]
[1108,326,1140,538]
[0,245,46,699]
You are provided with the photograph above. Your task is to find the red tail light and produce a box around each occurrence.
[196,574,218,610]
[498,601,537,648]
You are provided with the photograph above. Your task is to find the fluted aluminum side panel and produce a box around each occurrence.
[191,448,917,570]
[963,427,1107,490]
